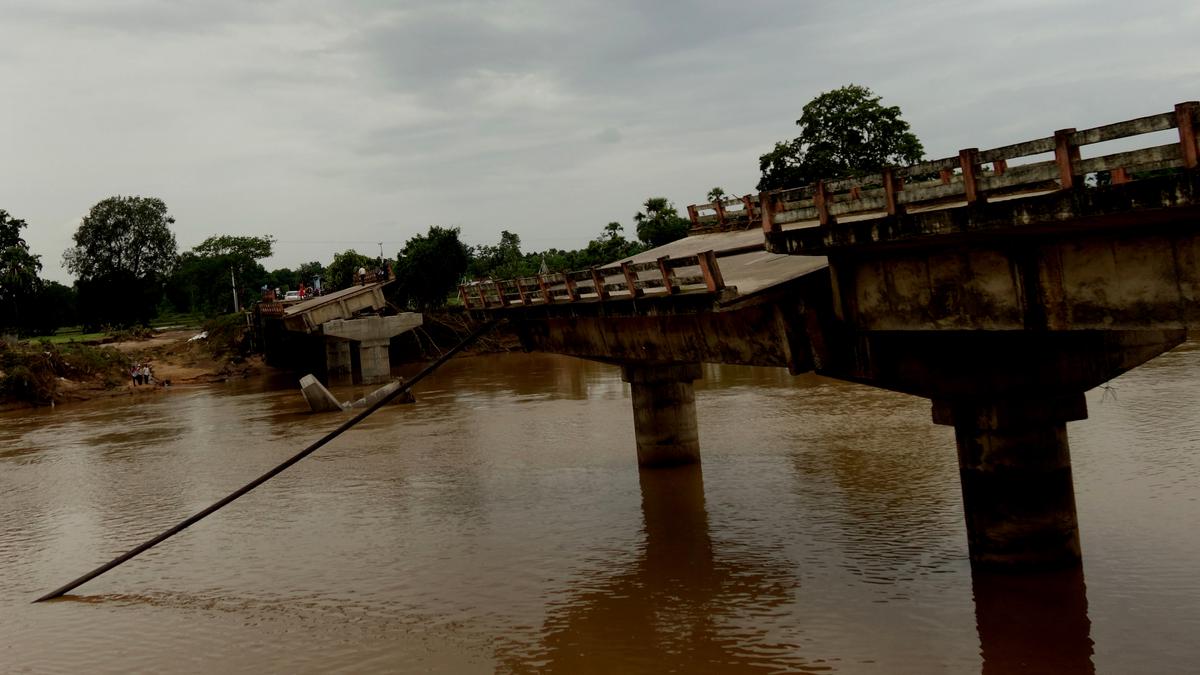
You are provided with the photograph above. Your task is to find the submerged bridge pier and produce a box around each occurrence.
[463,101,1200,570]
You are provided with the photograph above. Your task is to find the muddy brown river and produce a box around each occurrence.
[2,347,1199,673]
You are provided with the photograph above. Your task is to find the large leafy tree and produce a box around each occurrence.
[584,222,643,264]
[165,234,274,315]
[0,210,43,333]
[63,196,178,327]
[327,249,378,291]
[295,261,326,289]
[469,230,528,280]
[757,84,924,191]
[63,196,177,282]
[392,226,471,310]
[634,197,690,248]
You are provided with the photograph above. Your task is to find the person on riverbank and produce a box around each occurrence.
[131,364,142,386]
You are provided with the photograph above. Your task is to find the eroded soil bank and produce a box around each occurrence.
[0,329,263,411]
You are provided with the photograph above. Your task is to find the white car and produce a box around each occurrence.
[283,290,302,301]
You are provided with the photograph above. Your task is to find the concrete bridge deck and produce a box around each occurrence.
[281,281,389,333]
[460,100,1200,571]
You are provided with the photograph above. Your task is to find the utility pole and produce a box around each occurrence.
[230,267,240,312]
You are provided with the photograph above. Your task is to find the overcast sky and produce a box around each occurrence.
[3,0,1197,283]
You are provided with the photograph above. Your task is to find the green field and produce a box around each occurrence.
[30,312,206,345]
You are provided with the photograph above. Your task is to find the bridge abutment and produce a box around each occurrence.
[933,395,1087,569]
[621,363,703,468]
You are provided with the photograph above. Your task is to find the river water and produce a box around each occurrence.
[2,347,1198,673]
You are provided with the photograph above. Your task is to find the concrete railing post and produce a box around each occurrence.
[759,191,779,235]
[621,262,642,298]
[933,394,1087,569]
[1176,101,1199,169]
[1054,128,1081,189]
[621,363,703,467]
[882,167,905,217]
[814,180,836,227]
[959,147,985,205]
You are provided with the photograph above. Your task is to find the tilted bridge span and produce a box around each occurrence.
[460,101,1200,571]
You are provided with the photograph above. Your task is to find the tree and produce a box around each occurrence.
[469,230,530,280]
[757,84,924,191]
[63,196,177,282]
[0,210,43,333]
[392,226,471,310]
[164,234,274,316]
[63,196,178,327]
[327,249,377,291]
[583,222,643,265]
[295,261,326,290]
[634,197,690,248]
[706,187,727,204]
[191,234,274,261]
[24,281,77,336]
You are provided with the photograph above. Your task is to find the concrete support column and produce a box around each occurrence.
[933,394,1087,569]
[321,314,423,387]
[621,363,703,468]
[359,338,392,385]
[325,340,352,384]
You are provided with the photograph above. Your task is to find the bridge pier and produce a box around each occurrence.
[325,340,353,384]
[933,395,1086,569]
[621,363,702,468]
[358,337,392,385]
[321,314,424,385]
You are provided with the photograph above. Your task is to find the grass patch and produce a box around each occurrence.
[41,327,112,344]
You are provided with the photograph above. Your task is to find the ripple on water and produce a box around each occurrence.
[1,351,1199,673]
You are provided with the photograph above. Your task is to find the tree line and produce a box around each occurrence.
[0,85,922,335]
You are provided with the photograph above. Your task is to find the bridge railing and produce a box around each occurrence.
[458,251,727,310]
[689,101,1199,234]
[687,195,761,231]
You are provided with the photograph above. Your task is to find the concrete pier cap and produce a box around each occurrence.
[621,362,703,468]
[321,313,423,385]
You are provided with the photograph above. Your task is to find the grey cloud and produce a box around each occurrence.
[595,128,621,144]
[4,0,279,35]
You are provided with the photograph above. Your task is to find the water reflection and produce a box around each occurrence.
[972,568,1094,675]
[499,465,815,672]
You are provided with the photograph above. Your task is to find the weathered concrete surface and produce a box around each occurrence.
[769,170,1200,255]
[300,375,416,413]
[282,283,390,333]
[348,377,416,408]
[325,340,352,384]
[774,173,1200,332]
[934,396,1086,569]
[322,314,423,385]
[622,363,702,467]
[480,171,1200,571]
[300,374,347,413]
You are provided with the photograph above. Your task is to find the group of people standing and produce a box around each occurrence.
[131,363,154,386]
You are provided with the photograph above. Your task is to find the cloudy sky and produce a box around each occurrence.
[3,0,1197,283]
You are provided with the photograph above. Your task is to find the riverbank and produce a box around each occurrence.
[0,328,264,411]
